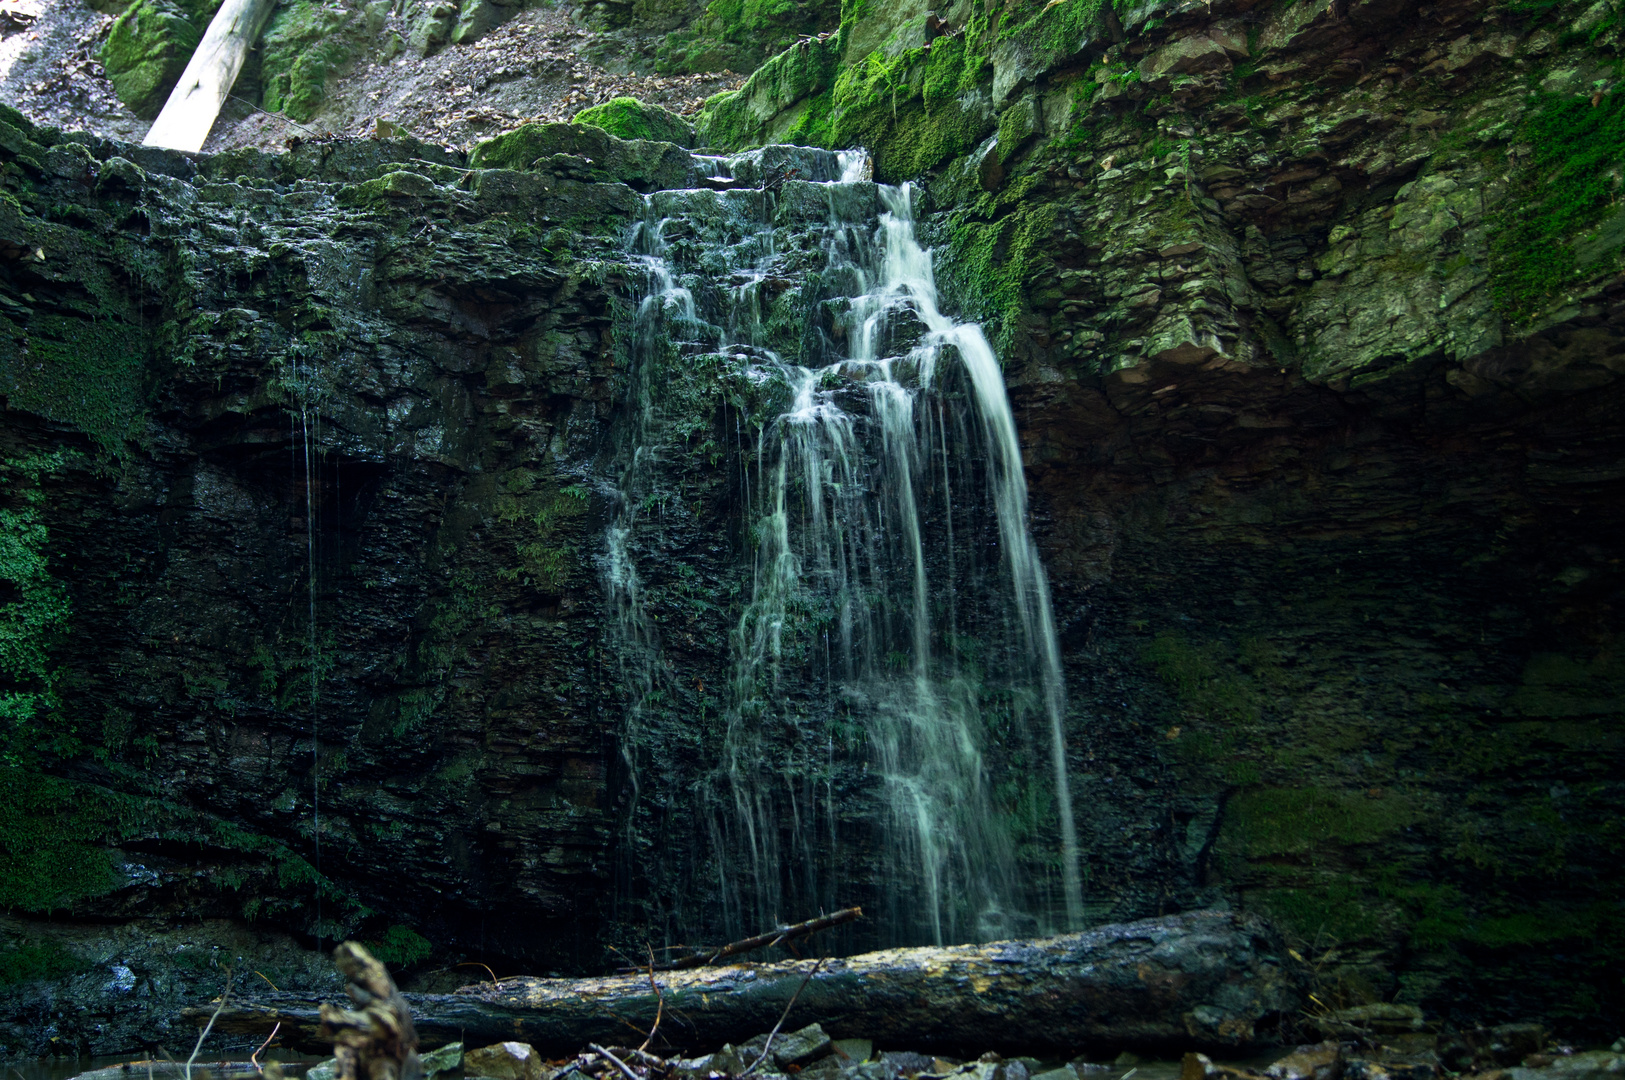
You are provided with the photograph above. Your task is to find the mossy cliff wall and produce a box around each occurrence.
[0,111,676,1054]
[692,0,1625,1035]
[0,0,1623,1048]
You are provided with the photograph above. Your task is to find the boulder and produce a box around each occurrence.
[465,1042,547,1080]
[98,0,207,117]
[421,1042,464,1080]
[1267,1043,1342,1080]
[771,1023,833,1068]
[573,97,697,147]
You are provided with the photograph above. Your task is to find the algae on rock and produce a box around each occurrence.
[260,0,374,122]
[99,0,222,117]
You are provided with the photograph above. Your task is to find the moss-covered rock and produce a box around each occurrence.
[695,34,843,149]
[451,0,520,44]
[98,0,221,118]
[468,122,694,190]
[655,0,840,76]
[573,97,697,147]
[406,0,460,55]
[827,33,992,181]
[260,0,370,123]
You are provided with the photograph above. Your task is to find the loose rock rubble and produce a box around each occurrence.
[1184,1022,1625,1080]
[213,5,744,153]
[415,1021,1625,1080]
[0,0,743,155]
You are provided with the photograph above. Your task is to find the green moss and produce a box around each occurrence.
[782,87,836,145]
[656,0,841,75]
[391,565,495,735]
[0,941,88,986]
[573,97,696,146]
[1142,631,1263,725]
[941,199,1057,353]
[0,313,149,457]
[997,0,1123,47]
[1506,650,1625,717]
[1375,876,1470,949]
[696,36,844,149]
[469,123,692,190]
[495,473,589,592]
[0,759,364,918]
[827,34,988,181]
[261,0,366,123]
[471,123,586,170]
[1252,878,1387,944]
[1491,89,1625,322]
[0,769,123,911]
[0,453,361,919]
[1466,903,1618,948]
[336,170,441,209]
[1225,786,1420,857]
[99,0,220,117]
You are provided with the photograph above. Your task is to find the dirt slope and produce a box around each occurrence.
[0,0,742,151]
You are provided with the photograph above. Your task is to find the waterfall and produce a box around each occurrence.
[606,148,1082,946]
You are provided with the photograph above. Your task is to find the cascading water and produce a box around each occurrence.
[605,147,1082,947]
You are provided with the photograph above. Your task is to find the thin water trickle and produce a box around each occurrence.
[605,147,1081,946]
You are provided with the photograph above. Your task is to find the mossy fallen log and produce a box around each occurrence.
[187,910,1304,1057]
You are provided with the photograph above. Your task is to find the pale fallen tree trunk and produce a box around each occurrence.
[189,910,1304,1056]
[143,0,277,153]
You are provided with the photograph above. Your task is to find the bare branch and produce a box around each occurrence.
[589,1044,640,1080]
[739,957,825,1078]
[185,966,236,1080]
[629,908,861,972]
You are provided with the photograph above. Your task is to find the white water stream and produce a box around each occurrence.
[607,148,1081,944]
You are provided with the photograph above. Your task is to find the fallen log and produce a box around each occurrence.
[143,0,277,152]
[188,910,1304,1057]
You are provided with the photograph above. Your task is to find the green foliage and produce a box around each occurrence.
[0,941,87,986]
[1491,89,1625,321]
[573,97,696,146]
[495,472,590,592]
[394,565,494,734]
[0,454,69,750]
[0,452,361,919]
[261,0,366,122]
[0,768,122,910]
[366,924,433,967]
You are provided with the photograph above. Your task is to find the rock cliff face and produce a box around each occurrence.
[690,0,1625,1028]
[1,0,1623,1055]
